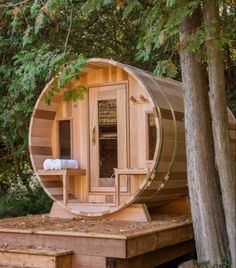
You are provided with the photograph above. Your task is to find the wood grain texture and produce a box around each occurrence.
[159,108,184,122]
[108,240,195,268]
[34,110,56,120]
[30,146,52,156]
[0,248,72,268]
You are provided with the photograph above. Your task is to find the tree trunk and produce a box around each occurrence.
[179,8,230,265]
[204,2,235,267]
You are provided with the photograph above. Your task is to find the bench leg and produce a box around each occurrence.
[63,175,68,205]
[115,169,120,206]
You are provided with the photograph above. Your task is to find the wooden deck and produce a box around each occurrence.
[0,214,195,268]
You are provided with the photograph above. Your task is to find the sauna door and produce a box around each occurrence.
[89,84,128,192]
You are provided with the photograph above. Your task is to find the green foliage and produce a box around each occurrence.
[34,0,68,34]
[0,181,52,219]
[195,258,230,268]
[82,0,105,13]
[166,0,175,8]
[0,45,69,159]
[30,3,40,18]
[0,148,15,196]
[154,59,177,78]
[119,0,235,78]
[122,0,142,19]
[63,86,87,102]
[44,55,86,105]
[226,90,236,117]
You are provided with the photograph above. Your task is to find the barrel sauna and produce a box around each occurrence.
[29,58,236,218]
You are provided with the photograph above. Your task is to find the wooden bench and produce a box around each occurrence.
[37,169,86,205]
[114,168,149,205]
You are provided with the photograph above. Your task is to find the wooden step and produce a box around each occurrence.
[0,266,34,268]
[0,245,72,268]
[67,202,116,213]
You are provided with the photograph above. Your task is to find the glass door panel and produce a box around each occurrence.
[98,99,118,178]
[147,113,157,160]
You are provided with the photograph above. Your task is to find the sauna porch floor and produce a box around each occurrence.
[0,214,195,268]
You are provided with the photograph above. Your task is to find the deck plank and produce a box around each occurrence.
[0,214,193,260]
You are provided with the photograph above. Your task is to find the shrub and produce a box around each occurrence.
[0,180,52,219]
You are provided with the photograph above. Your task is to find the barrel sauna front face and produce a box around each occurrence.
[29,58,236,216]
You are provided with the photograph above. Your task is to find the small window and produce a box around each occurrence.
[59,120,71,159]
[147,113,157,160]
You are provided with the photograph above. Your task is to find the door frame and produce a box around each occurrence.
[88,82,129,193]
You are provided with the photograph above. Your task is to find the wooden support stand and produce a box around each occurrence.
[50,202,151,222]
[153,197,191,215]
[102,204,151,222]
[50,202,75,219]
[50,198,191,222]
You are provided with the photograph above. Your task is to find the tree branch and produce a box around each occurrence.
[0,0,31,8]
[63,6,73,53]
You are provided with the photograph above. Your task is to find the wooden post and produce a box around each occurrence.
[63,174,68,205]
[114,169,120,206]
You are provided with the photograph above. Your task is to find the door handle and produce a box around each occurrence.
[92,126,96,145]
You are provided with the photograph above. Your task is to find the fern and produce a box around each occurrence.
[63,86,87,102]
[44,54,86,105]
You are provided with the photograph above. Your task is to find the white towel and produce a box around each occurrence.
[51,159,79,170]
[43,159,79,170]
[43,159,53,170]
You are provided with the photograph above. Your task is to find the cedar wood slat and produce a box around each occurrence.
[30,146,52,156]
[34,110,56,120]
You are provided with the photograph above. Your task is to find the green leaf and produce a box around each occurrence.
[63,86,87,102]
[154,60,177,78]
[22,26,33,47]
[35,14,45,34]
[44,54,86,105]
[166,0,176,8]
[30,3,40,18]
[123,0,141,19]
[13,103,21,112]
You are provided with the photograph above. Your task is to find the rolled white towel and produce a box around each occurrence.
[43,159,53,170]
[51,159,61,170]
[52,159,79,170]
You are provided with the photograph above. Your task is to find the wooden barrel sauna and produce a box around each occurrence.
[29,58,236,217]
